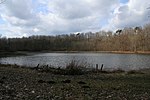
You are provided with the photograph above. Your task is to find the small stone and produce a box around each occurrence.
[36,95,41,98]
[5,85,10,89]
[31,90,35,94]
[61,80,71,83]
[25,88,28,91]
[106,95,112,98]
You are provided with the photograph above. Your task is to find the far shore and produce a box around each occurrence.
[20,50,150,54]
[0,50,150,58]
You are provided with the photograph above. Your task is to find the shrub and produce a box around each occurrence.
[64,60,86,75]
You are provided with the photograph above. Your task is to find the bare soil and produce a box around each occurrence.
[0,65,150,100]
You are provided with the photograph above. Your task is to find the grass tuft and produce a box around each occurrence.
[64,60,85,75]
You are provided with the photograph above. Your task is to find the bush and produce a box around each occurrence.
[64,60,85,75]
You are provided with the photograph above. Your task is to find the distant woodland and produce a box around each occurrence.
[0,24,150,52]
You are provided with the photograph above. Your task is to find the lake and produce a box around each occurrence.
[0,53,150,71]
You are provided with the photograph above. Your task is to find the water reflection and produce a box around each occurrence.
[0,53,150,71]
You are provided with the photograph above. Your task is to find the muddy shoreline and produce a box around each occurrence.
[0,64,150,99]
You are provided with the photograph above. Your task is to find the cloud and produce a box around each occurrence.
[0,0,119,37]
[49,0,119,20]
[5,0,34,20]
[0,0,149,37]
[48,0,92,19]
[103,0,150,30]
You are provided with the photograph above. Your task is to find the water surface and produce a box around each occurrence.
[0,53,150,71]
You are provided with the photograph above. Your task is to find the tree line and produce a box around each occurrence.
[0,24,150,52]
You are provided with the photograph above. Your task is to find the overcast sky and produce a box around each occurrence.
[0,0,150,38]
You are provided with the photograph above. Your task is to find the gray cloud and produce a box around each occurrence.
[104,0,150,30]
[0,0,119,37]
[5,0,34,19]
[0,0,149,37]
[49,0,118,20]
[49,0,92,19]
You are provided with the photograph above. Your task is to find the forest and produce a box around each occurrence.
[0,24,150,52]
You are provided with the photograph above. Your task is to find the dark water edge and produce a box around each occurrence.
[0,51,27,57]
[0,51,150,56]
[33,50,150,54]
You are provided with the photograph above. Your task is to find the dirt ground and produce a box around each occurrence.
[0,65,150,100]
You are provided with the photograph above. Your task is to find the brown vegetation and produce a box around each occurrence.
[0,24,150,52]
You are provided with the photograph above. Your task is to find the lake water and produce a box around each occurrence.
[0,53,150,71]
